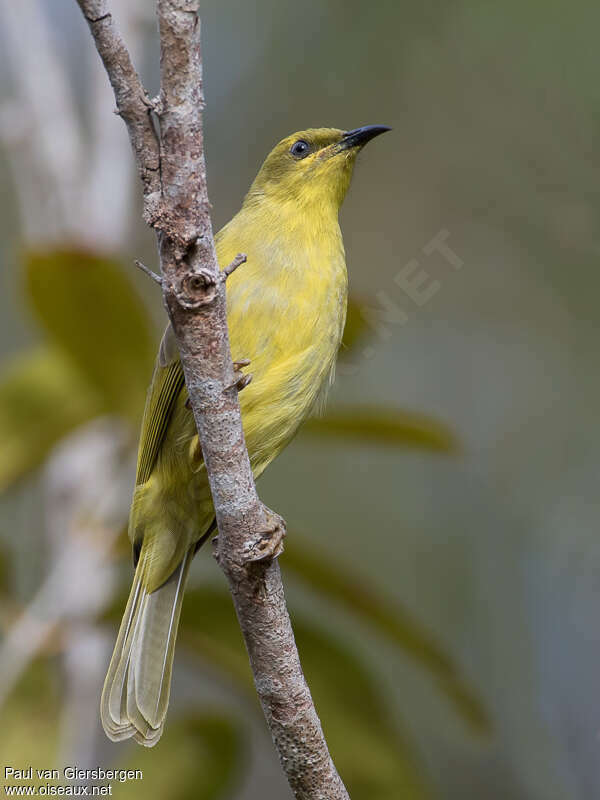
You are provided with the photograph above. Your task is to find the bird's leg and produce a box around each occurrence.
[224,359,253,393]
[244,505,286,562]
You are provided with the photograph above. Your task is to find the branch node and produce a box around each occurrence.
[240,507,287,563]
[169,269,219,309]
[148,93,163,114]
[86,11,111,25]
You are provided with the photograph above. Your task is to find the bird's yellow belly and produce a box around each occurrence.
[230,269,347,476]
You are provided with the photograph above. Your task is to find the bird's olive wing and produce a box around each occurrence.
[135,325,185,486]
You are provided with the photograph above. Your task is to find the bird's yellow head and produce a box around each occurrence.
[244,125,390,212]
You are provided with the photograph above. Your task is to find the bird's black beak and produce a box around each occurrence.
[339,125,391,150]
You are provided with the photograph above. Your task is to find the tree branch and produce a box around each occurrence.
[75,1,350,797]
[75,0,160,212]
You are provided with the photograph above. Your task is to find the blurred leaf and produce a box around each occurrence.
[283,538,491,736]
[120,712,244,800]
[304,406,458,452]
[341,295,371,355]
[24,249,155,421]
[179,587,430,800]
[0,660,61,775]
[0,541,9,593]
[0,346,102,490]
[298,622,429,800]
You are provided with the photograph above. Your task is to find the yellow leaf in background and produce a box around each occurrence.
[0,661,243,800]
[304,406,459,452]
[298,622,430,800]
[282,538,491,736]
[120,713,244,800]
[0,661,61,784]
[0,346,102,491]
[24,249,156,423]
[0,541,8,594]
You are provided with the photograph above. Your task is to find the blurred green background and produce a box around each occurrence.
[1,1,600,798]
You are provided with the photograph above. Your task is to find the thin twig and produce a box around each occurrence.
[75,1,350,797]
[134,259,163,286]
[135,253,247,290]
[222,252,247,280]
[85,0,151,248]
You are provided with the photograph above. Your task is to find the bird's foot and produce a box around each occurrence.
[244,506,286,562]
[224,359,252,393]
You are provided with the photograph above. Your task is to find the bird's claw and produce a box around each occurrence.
[224,359,252,393]
[244,507,286,562]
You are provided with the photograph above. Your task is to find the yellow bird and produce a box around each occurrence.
[101,125,390,746]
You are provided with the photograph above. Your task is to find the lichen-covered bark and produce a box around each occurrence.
[75,1,350,796]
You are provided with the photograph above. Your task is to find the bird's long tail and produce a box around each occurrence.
[100,544,194,747]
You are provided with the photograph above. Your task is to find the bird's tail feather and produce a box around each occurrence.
[100,545,193,747]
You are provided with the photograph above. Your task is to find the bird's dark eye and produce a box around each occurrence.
[290,139,311,158]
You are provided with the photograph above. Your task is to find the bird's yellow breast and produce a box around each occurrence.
[217,196,348,475]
